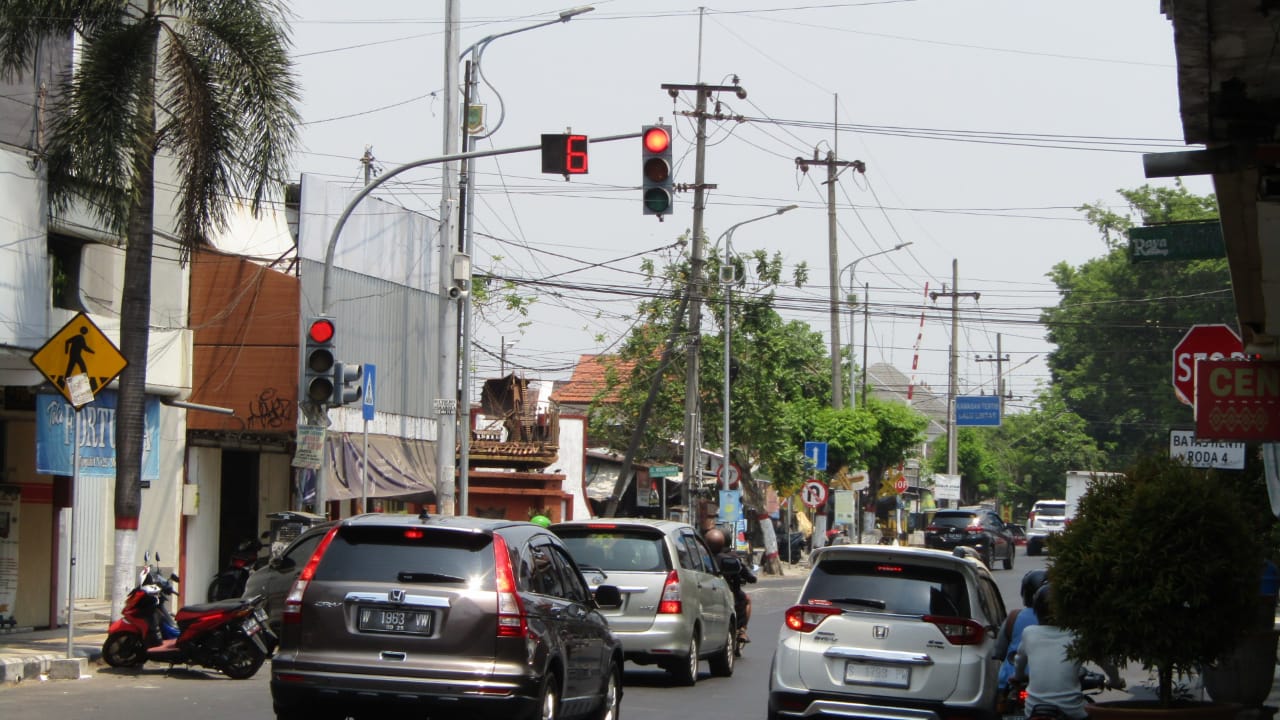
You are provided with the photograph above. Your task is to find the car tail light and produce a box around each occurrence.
[1028,511,1037,525]
[282,525,339,625]
[924,615,986,645]
[784,604,843,633]
[657,570,682,614]
[493,534,527,638]
[966,526,984,534]
[925,524,940,533]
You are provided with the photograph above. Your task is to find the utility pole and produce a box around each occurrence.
[975,333,1010,414]
[929,259,979,504]
[436,0,460,516]
[795,151,865,410]
[664,78,747,520]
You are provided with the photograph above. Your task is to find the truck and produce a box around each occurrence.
[1065,470,1122,521]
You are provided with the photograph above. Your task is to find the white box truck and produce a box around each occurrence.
[1065,470,1122,521]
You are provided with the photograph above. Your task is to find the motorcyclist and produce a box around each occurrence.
[1014,584,1124,720]
[994,569,1048,700]
[704,527,756,645]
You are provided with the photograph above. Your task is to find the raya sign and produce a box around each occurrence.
[1194,359,1280,441]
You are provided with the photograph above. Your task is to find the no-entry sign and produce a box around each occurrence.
[1172,324,1244,406]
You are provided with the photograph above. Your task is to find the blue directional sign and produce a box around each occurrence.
[955,395,1000,427]
[361,363,377,421]
[804,441,828,471]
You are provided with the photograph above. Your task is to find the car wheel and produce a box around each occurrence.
[981,546,994,569]
[671,633,699,686]
[592,661,621,720]
[1003,544,1014,570]
[1027,540,1040,556]
[708,621,735,677]
[529,672,560,720]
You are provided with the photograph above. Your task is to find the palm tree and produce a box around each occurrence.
[0,1,300,615]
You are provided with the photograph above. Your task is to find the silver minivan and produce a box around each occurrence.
[552,519,737,685]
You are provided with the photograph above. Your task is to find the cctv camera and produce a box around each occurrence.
[447,286,468,300]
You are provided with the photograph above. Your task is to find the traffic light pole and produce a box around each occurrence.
[317,133,640,514]
[663,80,747,520]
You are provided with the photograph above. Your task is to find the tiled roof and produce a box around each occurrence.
[550,354,635,405]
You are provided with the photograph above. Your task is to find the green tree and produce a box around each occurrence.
[0,1,300,613]
[1044,181,1229,469]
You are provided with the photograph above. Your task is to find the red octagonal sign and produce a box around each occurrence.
[1172,324,1244,406]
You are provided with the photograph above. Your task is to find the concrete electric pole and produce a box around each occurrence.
[929,259,980,499]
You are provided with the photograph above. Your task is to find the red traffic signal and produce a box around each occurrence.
[302,317,337,405]
[308,318,335,344]
[641,124,673,216]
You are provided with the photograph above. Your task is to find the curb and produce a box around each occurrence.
[0,653,94,684]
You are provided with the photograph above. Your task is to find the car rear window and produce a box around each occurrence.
[930,513,977,529]
[313,525,495,589]
[554,528,670,572]
[802,559,972,618]
[1033,504,1066,517]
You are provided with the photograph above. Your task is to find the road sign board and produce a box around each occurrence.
[1128,221,1225,263]
[1169,429,1245,469]
[801,480,828,508]
[717,462,741,489]
[1172,324,1245,405]
[894,476,909,493]
[955,395,1001,426]
[361,364,377,421]
[649,465,679,478]
[803,441,828,471]
[933,473,961,501]
[29,312,127,406]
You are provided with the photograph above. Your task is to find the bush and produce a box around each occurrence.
[1049,455,1266,705]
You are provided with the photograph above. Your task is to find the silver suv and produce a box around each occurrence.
[552,519,737,685]
[768,545,1007,720]
[270,513,624,720]
[1026,499,1067,556]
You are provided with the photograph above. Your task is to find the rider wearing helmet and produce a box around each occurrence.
[705,527,756,645]
[529,514,552,528]
[994,569,1049,696]
[1015,584,1125,720]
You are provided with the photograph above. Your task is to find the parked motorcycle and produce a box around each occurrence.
[102,552,277,679]
[207,532,269,602]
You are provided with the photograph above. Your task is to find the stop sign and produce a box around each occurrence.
[894,476,908,494]
[1172,324,1245,405]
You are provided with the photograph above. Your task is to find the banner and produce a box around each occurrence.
[0,485,18,619]
[35,391,161,480]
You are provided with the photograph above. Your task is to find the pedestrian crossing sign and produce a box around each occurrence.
[29,312,128,406]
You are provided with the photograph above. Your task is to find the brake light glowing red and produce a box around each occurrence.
[283,525,339,625]
[924,615,986,645]
[585,523,617,529]
[493,534,527,638]
[404,529,424,539]
[875,565,904,573]
[784,604,842,633]
[657,570,682,614]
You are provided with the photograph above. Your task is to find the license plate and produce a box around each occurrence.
[358,607,434,635]
[243,617,261,635]
[845,662,909,688]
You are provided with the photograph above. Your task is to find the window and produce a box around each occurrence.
[976,577,1006,626]
[47,233,86,311]
[529,544,565,597]
[313,526,495,589]
[548,546,591,604]
[688,534,717,574]
[802,559,972,618]
[675,535,695,570]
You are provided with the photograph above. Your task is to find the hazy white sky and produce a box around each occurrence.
[286,1,1213,412]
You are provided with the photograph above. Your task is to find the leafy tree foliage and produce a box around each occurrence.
[1043,181,1230,470]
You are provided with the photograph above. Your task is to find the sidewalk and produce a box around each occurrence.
[0,600,110,685]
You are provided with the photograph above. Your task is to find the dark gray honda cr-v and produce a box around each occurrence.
[270,513,624,720]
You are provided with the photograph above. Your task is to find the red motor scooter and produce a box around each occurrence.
[102,553,277,679]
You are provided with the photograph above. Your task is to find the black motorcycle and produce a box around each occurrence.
[207,533,269,602]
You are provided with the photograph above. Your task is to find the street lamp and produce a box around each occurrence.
[716,205,798,490]
[453,6,594,516]
[839,242,911,408]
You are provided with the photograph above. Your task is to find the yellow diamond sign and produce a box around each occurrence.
[29,312,128,405]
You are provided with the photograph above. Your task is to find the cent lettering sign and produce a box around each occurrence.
[1194,359,1280,441]
[1172,324,1244,406]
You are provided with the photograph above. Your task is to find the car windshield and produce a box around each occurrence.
[930,514,977,529]
[802,559,971,618]
[555,528,670,572]
[1035,505,1066,517]
[313,526,496,590]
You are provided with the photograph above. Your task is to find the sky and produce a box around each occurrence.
[283,1,1214,414]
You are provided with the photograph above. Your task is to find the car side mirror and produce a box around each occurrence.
[593,584,623,608]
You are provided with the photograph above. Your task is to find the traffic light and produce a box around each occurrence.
[641,124,673,216]
[333,362,364,406]
[302,317,336,406]
[540,133,589,175]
